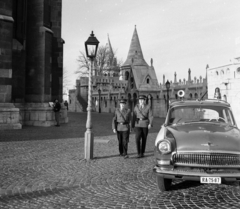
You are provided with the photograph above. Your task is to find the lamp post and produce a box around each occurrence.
[165,80,170,112]
[84,31,99,160]
[98,88,101,113]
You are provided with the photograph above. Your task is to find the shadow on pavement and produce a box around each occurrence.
[0,185,80,203]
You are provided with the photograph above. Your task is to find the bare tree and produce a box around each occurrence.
[75,45,122,77]
[75,51,90,77]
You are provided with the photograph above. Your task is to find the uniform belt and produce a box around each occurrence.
[137,118,147,121]
[118,122,128,125]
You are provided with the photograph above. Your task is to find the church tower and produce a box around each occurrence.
[121,26,159,111]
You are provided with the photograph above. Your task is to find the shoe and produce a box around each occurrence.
[119,154,123,156]
[141,153,144,158]
[124,155,129,159]
[137,154,141,158]
[55,125,60,127]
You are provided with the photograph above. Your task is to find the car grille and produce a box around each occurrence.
[172,153,240,167]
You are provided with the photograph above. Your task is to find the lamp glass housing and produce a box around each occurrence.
[85,31,99,59]
[165,80,170,90]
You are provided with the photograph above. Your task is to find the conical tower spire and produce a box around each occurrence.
[122,25,148,66]
[107,34,115,66]
[107,34,114,56]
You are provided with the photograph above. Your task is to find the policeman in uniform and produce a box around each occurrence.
[132,95,153,158]
[112,99,132,158]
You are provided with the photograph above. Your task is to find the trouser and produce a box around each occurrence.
[55,112,60,125]
[117,131,129,155]
[135,127,148,155]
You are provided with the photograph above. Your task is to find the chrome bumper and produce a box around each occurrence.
[153,166,240,181]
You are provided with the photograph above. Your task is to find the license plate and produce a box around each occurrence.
[200,177,221,184]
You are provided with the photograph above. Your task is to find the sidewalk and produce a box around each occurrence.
[0,112,165,142]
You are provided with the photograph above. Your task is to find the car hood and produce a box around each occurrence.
[167,123,240,153]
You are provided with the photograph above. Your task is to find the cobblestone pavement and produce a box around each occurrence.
[1,113,240,209]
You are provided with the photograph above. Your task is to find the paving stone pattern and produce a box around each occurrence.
[0,113,240,209]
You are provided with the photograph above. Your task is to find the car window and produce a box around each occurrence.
[168,105,236,126]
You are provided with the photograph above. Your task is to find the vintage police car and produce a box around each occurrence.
[153,97,240,192]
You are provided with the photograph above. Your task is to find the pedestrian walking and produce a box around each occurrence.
[53,99,61,127]
[64,100,68,110]
[132,95,153,158]
[112,99,132,158]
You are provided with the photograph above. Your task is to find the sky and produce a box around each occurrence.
[62,0,240,90]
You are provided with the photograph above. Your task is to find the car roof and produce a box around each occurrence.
[169,99,231,108]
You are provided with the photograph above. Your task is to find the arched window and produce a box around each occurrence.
[125,71,129,80]
[237,67,240,74]
[175,94,178,99]
[189,93,192,99]
[194,93,198,99]
[147,78,149,84]
[216,71,219,76]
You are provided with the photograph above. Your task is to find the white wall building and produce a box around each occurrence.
[207,58,240,127]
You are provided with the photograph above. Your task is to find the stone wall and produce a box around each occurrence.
[15,103,68,127]
[0,103,22,130]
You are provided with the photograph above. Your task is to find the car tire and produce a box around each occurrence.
[156,176,172,192]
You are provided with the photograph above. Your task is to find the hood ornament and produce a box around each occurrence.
[201,142,217,147]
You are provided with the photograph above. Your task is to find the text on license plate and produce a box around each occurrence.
[200,177,221,184]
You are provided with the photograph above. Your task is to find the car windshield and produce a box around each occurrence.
[168,105,236,126]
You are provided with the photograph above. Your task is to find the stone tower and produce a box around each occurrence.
[0,0,67,130]
[121,25,160,112]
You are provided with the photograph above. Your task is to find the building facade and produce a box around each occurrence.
[207,58,240,126]
[0,0,68,130]
[69,26,207,117]
[159,69,208,117]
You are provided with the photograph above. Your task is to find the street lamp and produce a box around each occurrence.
[84,31,99,160]
[165,80,170,112]
[98,88,101,113]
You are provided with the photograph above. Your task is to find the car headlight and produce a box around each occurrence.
[158,140,171,154]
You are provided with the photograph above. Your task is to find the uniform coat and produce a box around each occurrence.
[112,107,132,156]
[132,104,153,157]
[132,104,153,128]
[112,108,131,131]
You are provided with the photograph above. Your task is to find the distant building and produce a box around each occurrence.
[69,26,207,117]
[207,58,240,126]
[120,26,160,115]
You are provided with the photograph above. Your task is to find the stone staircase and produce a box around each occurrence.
[76,94,88,112]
